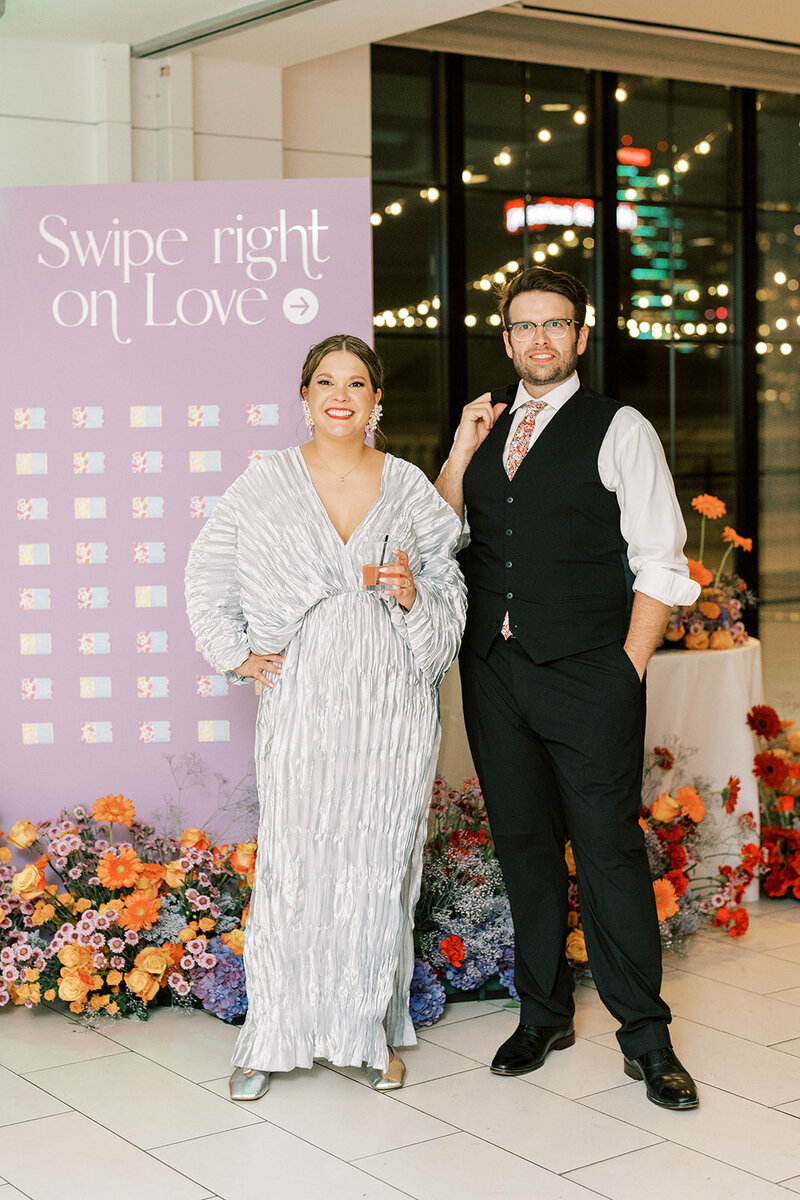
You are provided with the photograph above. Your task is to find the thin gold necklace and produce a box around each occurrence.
[311,442,367,483]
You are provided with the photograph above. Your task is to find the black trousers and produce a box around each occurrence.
[460,634,671,1059]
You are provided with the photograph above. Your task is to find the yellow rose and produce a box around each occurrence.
[179,926,196,943]
[74,898,92,913]
[198,917,215,932]
[10,982,41,1005]
[230,842,257,875]
[709,628,735,650]
[106,969,123,986]
[107,1001,120,1014]
[180,828,210,852]
[163,860,185,889]
[133,946,171,977]
[58,944,94,969]
[662,623,685,642]
[650,792,680,823]
[566,929,588,963]
[24,967,40,983]
[6,819,38,849]
[32,900,55,925]
[564,844,576,876]
[58,967,92,1004]
[88,993,110,1012]
[222,928,245,956]
[684,630,710,651]
[44,988,56,1001]
[11,863,45,898]
[125,967,160,1003]
[0,847,11,864]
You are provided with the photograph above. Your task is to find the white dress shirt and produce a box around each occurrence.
[459,373,700,609]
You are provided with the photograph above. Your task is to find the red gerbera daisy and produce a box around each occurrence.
[723,776,741,815]
[746,705,781,741]
[753,753,788,790]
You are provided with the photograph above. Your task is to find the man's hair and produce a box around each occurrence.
[498,266,589,328]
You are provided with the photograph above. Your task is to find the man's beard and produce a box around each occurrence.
[512,340,579,389]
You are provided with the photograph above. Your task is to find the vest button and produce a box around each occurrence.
[505,561,513,569]
[505,529,513,536]
[506,496,514,504]
[506,592,513,600]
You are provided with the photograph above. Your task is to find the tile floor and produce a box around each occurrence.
[2,898,800,1200]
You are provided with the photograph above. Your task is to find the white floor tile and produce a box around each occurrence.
[573,983,623,1038]
[583,1079,800,1182]
[0,1063,70,1127]
[591,1015,800,1106]
[204,1060,454,1159]
[0,1111,212,1200]
[24,1052,261,1149]
[781,1176,800,1194]
[736,922,800,954]
[0,1188,35,1199]
[423,998,505,1028]
[0,1006,128,1074]
[152,1121,412,1200]
[325,1034,481,1088]
[520,1036,633,1101]
[661,969,800,1044]
[766,941,800,962]
[93,1006,239,1082]
[391,1064,660,1174]
[356,1130,606,1199]
[415,1007,519,1063]
[675,949,800,994]
[567,1139,796,1199]
[776,1097,800,1118]
[772,1037,800,1058]
[768,986,800,1007]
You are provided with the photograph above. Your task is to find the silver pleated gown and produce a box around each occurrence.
[185,448,465,1072]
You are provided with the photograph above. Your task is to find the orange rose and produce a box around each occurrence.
[684,630,710,651]
[135,863,165,890]
[0,847,11,864]
[133,946,171,978]
[106,969,123,986]
[198,917,215,932]
[662,623,685,642]
[777,795,796,813]
[222,928,245,955]
[230,842,257,875]
[564,844,576,875]
[31,899,55,925]
[785,731,800,755]
[650,792,680,823]
[180,828,210,851]
[709,629,735,650]
[566,929,588,963]
[57,966,96,1004]
[11,862,46,898]
[6,819,38,849]
[124,967,160,1003]
[58,944,94,969]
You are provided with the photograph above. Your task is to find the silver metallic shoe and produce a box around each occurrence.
[229,1067,270,1101]
[365,1048,406,1091]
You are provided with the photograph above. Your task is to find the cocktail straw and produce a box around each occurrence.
[378,534,389,566]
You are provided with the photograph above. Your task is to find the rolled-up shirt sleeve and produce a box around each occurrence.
[601,408,700,608]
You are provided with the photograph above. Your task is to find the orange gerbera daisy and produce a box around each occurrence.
[687,559,713,586]
[96,847,143,890]
[653,877,679,921]
[700,601,720,620]
[92,793,135,826]
[116,891,161,932]
[691,494,726,520]
[722,526,753,551]
[676,785,706,823]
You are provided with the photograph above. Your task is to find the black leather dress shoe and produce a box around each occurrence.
[490,1021,575,1076]
[623,1047,699,1109]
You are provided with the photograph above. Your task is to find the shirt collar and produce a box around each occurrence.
[510,373,581,414]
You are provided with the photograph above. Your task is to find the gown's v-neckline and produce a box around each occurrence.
[294,446,391,548]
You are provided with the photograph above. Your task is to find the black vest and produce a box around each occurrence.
[462,383,633,663]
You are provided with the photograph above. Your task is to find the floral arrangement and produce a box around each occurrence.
[663,493,755,651]
[747,704,800,898]
[0,795,252,1018]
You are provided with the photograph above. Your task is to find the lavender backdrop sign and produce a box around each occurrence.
[1,178,372,836]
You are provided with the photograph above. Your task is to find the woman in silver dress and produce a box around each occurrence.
[185,335,465,1099]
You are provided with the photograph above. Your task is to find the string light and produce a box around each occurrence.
[465,315,477,327]
[537,129,551,142]
[493,149,512,166]
[386,201,403,215]
[615,87,628,102]
[675,159,689,173]
[573,110,587,125]
[370,213,382,226]
[775,271,787,284]
[695,141,711,154]
[656,172,670,186]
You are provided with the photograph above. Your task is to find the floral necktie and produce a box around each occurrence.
[505,398,548,480]
[501,398,548,639]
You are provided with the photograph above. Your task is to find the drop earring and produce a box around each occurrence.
[301,397,314,432]
[366,402,383,434]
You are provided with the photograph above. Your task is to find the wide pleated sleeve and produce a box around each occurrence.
[185,482,252,685]
[389,464,467,690]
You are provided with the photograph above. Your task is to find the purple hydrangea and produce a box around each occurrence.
[496,946,519,1001]
[409,958,446,1028]
[189,936,247,1021]
[445,953,495,991]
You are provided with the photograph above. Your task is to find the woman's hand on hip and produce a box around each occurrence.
[234,652,284,687]
[380,549,417,611]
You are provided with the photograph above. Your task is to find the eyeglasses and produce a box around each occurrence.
[506,318,581,341]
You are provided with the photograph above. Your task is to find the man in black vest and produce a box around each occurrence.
[436,266,700,1109]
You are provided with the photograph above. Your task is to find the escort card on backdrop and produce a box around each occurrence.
[2,178,372,834]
